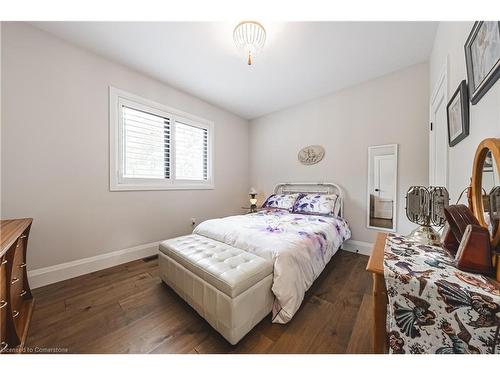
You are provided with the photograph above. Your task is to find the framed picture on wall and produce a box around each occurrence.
[446,80,469,147]
[465,21,500,104]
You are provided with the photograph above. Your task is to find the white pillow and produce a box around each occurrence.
[262,193,301,211]
[292,193,339,216]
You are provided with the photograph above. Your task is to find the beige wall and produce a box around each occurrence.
[0,22,2,216]
[3,22,462,271]
[1,22,250,270]
[430,22,500,202]
[249,63,430,244]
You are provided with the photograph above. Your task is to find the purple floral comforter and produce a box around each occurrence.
[193,209,351,323]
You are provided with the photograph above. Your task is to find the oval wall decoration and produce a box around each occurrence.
[298,145,325,165]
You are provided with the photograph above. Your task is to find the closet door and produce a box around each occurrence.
[429,64,448,188]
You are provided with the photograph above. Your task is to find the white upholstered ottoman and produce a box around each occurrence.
[158,234,274,345]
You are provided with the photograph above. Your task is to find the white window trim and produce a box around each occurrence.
[109,86,214,191]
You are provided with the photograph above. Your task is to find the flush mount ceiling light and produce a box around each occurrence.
[233,21,266,66]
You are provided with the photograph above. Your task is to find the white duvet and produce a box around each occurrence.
[193,209,351,323]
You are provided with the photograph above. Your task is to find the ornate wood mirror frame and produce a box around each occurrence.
[471,138,500,249]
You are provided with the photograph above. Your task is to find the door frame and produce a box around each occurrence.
[429,59,449,189]
[367,144,398,232]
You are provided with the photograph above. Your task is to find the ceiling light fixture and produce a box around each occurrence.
[233,21,266,66]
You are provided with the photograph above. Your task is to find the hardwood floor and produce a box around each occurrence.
[26,250,374,354]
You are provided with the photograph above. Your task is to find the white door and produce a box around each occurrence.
[430,66,448,188]
[373,155,395,219]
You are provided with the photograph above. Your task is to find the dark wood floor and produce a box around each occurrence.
[26,250,374,354]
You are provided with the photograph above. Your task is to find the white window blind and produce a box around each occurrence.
[122,106,170,179]
[175,122,208,181]
[110,87,213,191]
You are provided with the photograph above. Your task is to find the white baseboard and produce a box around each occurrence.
[27,238,372,289]
[341,239,373,256]
[27,241,160,289]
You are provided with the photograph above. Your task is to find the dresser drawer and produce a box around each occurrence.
[10,271,24,322]
[0,218,34,353]
[12,234,27,270]
[10,240,27,333]
[0,256,8,352]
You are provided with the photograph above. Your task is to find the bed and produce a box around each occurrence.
[193,182,351,324]
[159,182,351,343]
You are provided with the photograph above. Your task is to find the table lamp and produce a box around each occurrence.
[249,187,258,212]
[405,186,449,245]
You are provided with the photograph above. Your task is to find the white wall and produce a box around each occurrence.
[249,63,430,244]
[1,22,250,270]
[430,22,500,202]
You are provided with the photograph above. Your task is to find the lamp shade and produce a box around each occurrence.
[429,186,449,226]
[405,185,449,245]
[249,187,257,195]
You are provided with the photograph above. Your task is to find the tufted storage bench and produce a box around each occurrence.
[158,234,274,345]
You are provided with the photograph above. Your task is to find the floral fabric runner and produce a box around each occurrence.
[383,233,500,354]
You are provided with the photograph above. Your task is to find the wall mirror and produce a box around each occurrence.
[471,138,500,248]
[367,144,398,232]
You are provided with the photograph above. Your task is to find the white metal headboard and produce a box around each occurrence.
[273,182,345,217]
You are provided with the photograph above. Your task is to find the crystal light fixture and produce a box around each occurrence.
[233,21,266,66]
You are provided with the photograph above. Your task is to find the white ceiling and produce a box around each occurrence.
[32,22,438,119]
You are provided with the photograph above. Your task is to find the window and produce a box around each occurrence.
[122,106,170,180]
[110,87,213,190]
[175,122,208,181]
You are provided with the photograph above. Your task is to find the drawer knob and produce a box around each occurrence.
[19,263,27,269]
[20,235,27,239]
[0,342,8,353]
[19,290,27,297]
[12,310,20,318]
[11,277,19,285]
[0,300,7,309]
[1,259,7,266]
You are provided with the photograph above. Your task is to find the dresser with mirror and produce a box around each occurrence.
[367,137,500,353]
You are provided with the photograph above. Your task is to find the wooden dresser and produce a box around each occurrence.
[0,218,35,354]
[365,232,388,354]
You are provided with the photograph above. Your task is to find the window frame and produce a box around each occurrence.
[109,87,214,191]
